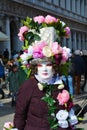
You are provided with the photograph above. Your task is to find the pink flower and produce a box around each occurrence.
[33,15,45,24]
[24,49,28,53]
[45,15,58,24]
[18,26,29,41]
[57,90,70,105]
[64,27,71,38]
[19,36,25,41]
[33,41,47,58]
[51,42,62,55]
[61,49,69,63]
[3,122,13,130]
[26,64,30,68]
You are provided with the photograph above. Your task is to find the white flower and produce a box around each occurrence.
[28,46,33,56]
[37,83,44,91]
[40,27,57,47]
[56,110,69,128]
[58,84,64,89]
[69,115,78,125]
[60,21,66,27]
[22,60,28,65]
[58,120,68,128]
[63,47,71,57]
[20,52,29,61]
[56,110,68,120]
[69,108,78,125]
[42,46,52,57]
[69,108,75,116]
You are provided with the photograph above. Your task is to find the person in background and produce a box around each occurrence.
[0,55,5,99]
[0,54,5,80]
[0,86,5,99]
[71,50,85,95]
[81,50,87,92]
[7,64,20,107]
[3,48,9,65]
[13,52,20,67]
[6,58,14,72]
[3,48,9,59]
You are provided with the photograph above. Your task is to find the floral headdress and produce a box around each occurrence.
[18,15,71,77]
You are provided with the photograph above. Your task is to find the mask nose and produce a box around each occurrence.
[42,64,47,72]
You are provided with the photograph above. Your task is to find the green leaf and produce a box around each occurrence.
[34,34,41,41]
[22,67,31,78]
[25,32,34,41]
[4,127,11,130]
[51,123,59,130]
[27,68,32,78]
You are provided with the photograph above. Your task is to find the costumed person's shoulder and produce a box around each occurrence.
[19,76,37,91]
[17,77,37,100]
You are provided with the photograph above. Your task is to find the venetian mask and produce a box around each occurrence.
[37,61,54,81]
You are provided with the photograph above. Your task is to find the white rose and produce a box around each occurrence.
[56,110,68,120]
[69,108,78,125]
[69,115,78,125]
[42,46,52,57]
[58,120,68,128]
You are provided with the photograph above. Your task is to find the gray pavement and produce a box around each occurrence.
[73,93,87,129]
[0,98,15,130]
[0,89,87,130]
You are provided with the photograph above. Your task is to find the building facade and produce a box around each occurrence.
[0,0,87,57]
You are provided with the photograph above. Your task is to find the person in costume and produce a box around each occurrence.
[13,15,83,130]
[14,58,79,130]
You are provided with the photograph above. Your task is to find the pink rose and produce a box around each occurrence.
[33,41,47,58]
[52,42,62,55]
[45,15,58,24]
[33,51,44,59]
[18,26,29,41]
[33,15,45,24]
[57,90,70,105]
[19,35,25,41]
[61,49,68,63]
[64,27,71,38]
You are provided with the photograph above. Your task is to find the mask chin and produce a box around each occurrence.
[38,70,54,81]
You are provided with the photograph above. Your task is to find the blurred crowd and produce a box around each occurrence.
[0,48,27,107]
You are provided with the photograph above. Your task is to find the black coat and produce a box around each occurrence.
[71,55,85,75]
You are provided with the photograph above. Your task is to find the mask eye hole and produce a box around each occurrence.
[46,63,52,66]
[37,64,42,67]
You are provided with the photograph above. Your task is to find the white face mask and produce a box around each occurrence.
[37,61,54,81]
